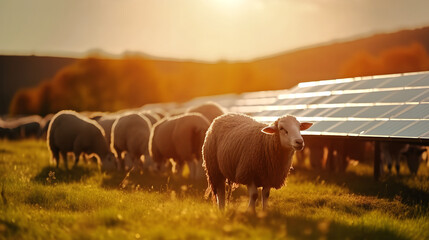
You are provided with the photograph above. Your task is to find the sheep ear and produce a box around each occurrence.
[261,126,277,135]
[300,122,313,131]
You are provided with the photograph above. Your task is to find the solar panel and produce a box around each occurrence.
[421,129,429,138]
[378,74,424,88]
[393,121,429,138]
[394,104,429,119]
[305,121,341,132]
[353,105,401,118]
[283,96,326,105]
[351,77,389,90]
[326,121,373,135]
[216,71,429,144]
[321,93,361,104]
[296,108,336,117]
[326,107,367,118]
[330,80,363,91]
[408,74,429,87]
[362,120,416,137]
[292,84,333,93]
[380,88,427,103]
[352,91,395,103]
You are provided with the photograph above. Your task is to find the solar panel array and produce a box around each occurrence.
[228,72,429,143]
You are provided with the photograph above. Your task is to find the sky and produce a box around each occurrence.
[1,0,429,61]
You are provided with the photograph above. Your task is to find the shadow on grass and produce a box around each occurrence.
[32,166,95,184]
[0,219,20,238]
[293,166,429,208]
[232,212,408,240]
[101,170,209,196]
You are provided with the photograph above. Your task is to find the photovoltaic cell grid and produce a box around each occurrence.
[228,72,429,142]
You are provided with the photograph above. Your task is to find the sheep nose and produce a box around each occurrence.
[295,139,303,146]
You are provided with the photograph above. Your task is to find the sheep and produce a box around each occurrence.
[149,113,211,179]
[186,102,225,123]
[47,110,116,171]
[202,113,312,212]
[111,113,152,171]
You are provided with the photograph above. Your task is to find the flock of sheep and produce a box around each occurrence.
[1,102,314,211]
[1,101,427,211]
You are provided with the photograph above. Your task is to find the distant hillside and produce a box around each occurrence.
[3,26,429,115]
[255,27,429,83]
[0,56,76,114]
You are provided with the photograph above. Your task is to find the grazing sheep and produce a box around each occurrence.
[47,110,116,171]
[111,113,152,171]
[186,102,225,123]
[149,113,210,179]
[203,113,312,212]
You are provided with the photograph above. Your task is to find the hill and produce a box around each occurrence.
[3,26,429,115]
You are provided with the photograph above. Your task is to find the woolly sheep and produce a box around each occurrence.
[203,113,312,212]
[111,113,152,171]
[149,113,210,179]
[186,102,225,123]
[47,110,116,171]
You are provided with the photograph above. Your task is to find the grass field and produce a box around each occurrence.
[1,140,429,240]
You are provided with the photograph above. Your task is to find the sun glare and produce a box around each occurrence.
[212,0,245,9]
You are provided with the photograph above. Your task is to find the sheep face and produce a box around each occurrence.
[101,152,117,172]
[262,116,312,151]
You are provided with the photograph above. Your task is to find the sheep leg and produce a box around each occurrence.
[60,152,68,170]
[216,181,226,211]
[129,153,143,171]
[247,183,258,214]
[143,154,154,171]
[262,187,271,211]
[51,149,60,168]
[395,156,400,174]
[175,161,184,177]
[73,151,81,168]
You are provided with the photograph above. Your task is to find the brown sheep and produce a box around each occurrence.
[47,110,116,171]
[111,113,152,171]
[149,113,210,179]
[203,113,312,212]
[186,102,225,123]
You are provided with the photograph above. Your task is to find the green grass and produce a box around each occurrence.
[1,139,429,239]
